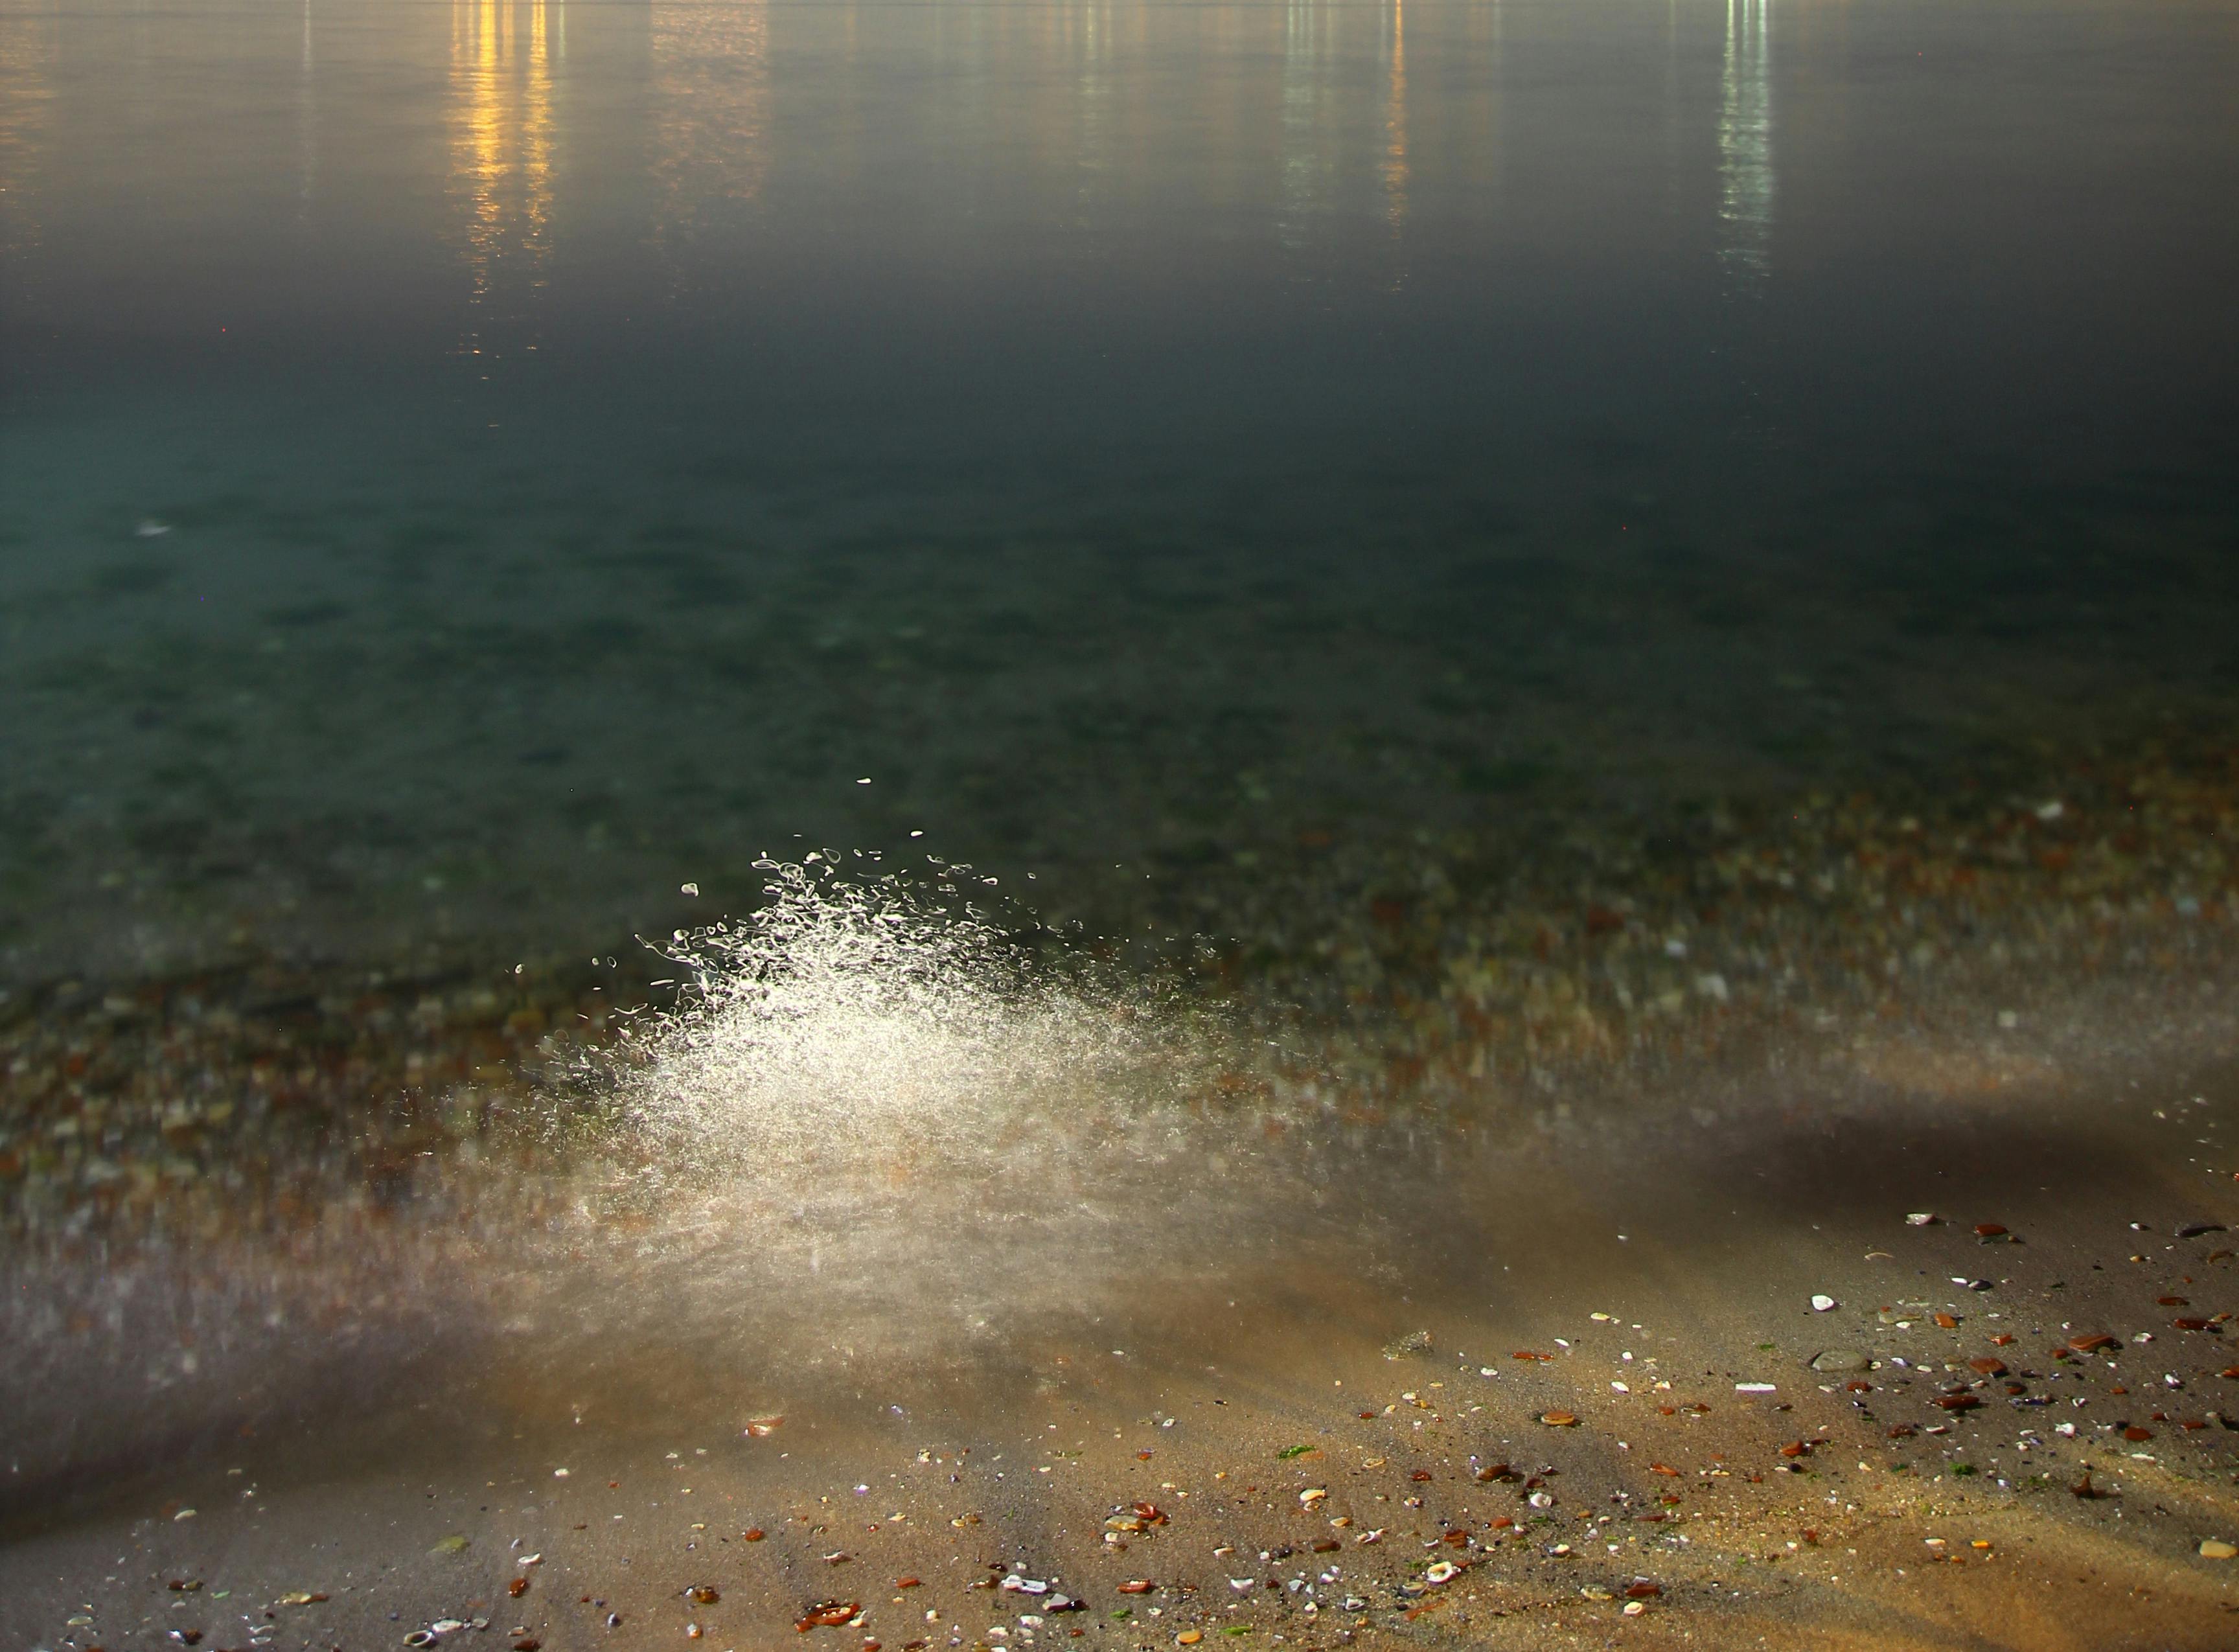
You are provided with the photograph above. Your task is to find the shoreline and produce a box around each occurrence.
[4,741,2238,1647]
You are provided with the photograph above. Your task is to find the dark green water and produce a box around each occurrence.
[3,0,2236,979]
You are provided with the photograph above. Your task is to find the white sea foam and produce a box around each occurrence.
[542,856,1305,1359]
[610,855,1198,1176]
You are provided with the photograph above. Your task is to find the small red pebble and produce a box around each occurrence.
[896,1577,921,1590]
[1975,1224,2008,1238]
[1118,1581,1154,1594]
[1990,1334,2014,1347]
[2123,1427,2153,1442]
[2175,1318,2210,1331]
[2069,1333,2120,1353]
[1410,1469,1434,1481]
[744,1528,766,1541]
[1969,1358,2008,1376]
[2159,1296,2190,1307]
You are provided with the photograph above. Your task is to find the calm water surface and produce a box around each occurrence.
[3,0,2236,977]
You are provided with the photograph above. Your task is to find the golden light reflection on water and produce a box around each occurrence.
[649,0,770,254]
[0,5,57,262]
[1383,0,1409,235]
[1717,0,1774,290]
[417,0,1444,297]
[448,0,556,306]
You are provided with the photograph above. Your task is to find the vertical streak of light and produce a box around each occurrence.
[1278,0,1324,252]
[1663,0,1682,218]
[1382,0,1408,234]
[1717,0,1774,292]
[650,0,770,263]
[1478,0,1504,214]
[450,1,557,312]
[0,3,58,260]
[525,0,553,283]
[299,0,317,221]
[1075,0,1111,233]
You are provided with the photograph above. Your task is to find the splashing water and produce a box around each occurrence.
[0,861,1378,1482]
[608,856,1202,1176]
[528,857,1331,1364]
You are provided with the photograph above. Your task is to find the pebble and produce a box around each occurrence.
[2201,1540,2237,1560]
[1809,1350,1870,1374]
[1811,1294,1837,1313]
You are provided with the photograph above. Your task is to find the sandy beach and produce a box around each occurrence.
[6,750,2238,1651]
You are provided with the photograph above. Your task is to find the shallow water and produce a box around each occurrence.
[3,0,2236,978]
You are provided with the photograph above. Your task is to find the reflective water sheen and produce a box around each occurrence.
[2,0,2236,975]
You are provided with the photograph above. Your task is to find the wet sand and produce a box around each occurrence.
[5,751,2239,1650]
